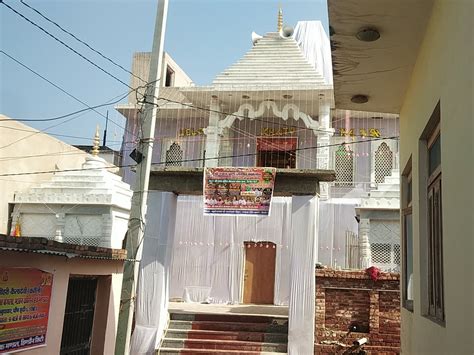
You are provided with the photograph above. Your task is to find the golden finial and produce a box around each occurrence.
[91,125,100,156]
[277,6,283,32]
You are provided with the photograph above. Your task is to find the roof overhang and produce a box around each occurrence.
[328,0,434,113]
[116,86,335,121]
[179,86,334,111]
[149,167,335,196]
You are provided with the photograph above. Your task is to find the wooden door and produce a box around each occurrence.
[243,242,276,304]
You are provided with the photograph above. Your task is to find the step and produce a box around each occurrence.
[161,338,287,352]
[170,313,287,324]
[169,320,288,333]
[157,348,286,354]
[165,329,288,343]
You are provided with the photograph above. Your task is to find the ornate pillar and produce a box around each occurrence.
[55,212,65,242]
[359,218,372,268]
[204,98,223,167]
[102,213,113,248]
[316,103,333,200]
[218,127,233,166]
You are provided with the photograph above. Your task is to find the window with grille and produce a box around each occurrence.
[374,142,393,183]
[394,244,401,266]
[420,102,444,325]
[371,243,392,264]
[369,220,400,272]
[335,145,354,186]
[165,142,183,166]
[402,157,413,311]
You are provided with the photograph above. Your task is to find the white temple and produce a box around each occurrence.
[10,129,132,249]
[116,13,400,354]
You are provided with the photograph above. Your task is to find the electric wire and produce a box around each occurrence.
[0,136,399,177]
[149,97,395,138]
[1,0,132,89]
[0,91,130,122]
[0,90,131,150]
[0,50,142,151]
[0,124,123,144]
[18,0,147,84]
[1,50,110,122]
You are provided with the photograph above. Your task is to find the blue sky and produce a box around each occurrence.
[1,0,328,147]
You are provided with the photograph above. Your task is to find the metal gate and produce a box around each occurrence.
[60,277,98,355]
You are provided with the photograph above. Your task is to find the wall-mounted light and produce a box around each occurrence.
[282,94,293,99]
[356,27,380,42]
[351,94,369,104]
[242,94,250,99]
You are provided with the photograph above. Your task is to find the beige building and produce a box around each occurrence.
[328,0,473,353]
[0,115,89,234]
[1,235,126,354]
[0,130,132,353]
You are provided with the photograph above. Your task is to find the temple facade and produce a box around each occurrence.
[117,16,400,354]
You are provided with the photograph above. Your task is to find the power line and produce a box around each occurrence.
[0,145,135,163]
[0,136,399,177]
[0,124,123,143]
[151,97,396,138]
[0,91,130,123]
[1,50,110,121]
[1,0,131,89]
[18,0,147,85]
[0,91,131,150]
[1,50,132,135]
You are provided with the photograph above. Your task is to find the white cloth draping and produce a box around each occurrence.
[318,200,359,267]
[169,195,292,305]
[130,192,177,355]
[131,193,319,354]
[293,21,333,85]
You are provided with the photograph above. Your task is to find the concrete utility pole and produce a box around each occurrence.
[115,1,168,354]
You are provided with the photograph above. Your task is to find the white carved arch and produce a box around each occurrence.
[219,100,320,132]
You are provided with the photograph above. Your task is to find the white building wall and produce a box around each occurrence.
[399,0,473,353]
[0,116,89,234]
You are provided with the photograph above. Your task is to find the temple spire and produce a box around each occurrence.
[277,6,283,32]
[91,125,100,156]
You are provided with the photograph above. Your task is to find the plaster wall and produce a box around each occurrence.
[1,252,124,355]
[162,52,193,88]
[127,52,193,104]
[0,117,89,234]
[398,0,473,353]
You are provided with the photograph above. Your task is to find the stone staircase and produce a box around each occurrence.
[157,312,288,354]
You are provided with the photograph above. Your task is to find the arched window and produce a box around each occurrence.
[374,142,393,183]
[165,142,183,166]
[335,145,354,186]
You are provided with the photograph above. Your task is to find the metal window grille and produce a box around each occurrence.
[370,221,401,272]
[394,244,401,266]
[374,142,393,183]
[165,142,183,166]
[345,230,360,269]
[371,243,392,263]
[335,145,354,186]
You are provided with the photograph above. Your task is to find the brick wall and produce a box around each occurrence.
[315,268,400,355]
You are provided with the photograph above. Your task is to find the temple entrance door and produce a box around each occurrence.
[256,137,297,169]
[243,242,276,304]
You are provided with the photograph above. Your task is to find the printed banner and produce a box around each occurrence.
[204,167,276,216]
[0,268,53,353]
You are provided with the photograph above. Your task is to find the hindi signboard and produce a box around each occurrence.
[0,268,53,353]
[204,167,276,216]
